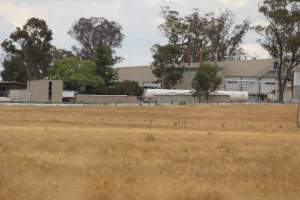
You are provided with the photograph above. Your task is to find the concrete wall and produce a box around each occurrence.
[294,71,300,102]
[29,80,48,103]
[294,86,300,103]
[174,70,196,90]
[9,89,29,102]
[28,80,63,103]
[208,95,231,103]
[174,68,225,90]
[224,77,278,95]
[76,95,139,104]
[154,95,196,104]
[118,66,156,83]
[51,80,63,103]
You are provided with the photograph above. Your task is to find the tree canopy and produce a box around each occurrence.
[1,56,27,83]
[151,44,184,89]
[69,17,125,62]
[51,47,76,60]
[192,63,222,102]
[48,58,104,94]
[95,43,118,89]
[255,0,300,103]
[158,7,250,63]
[1,18,53,81]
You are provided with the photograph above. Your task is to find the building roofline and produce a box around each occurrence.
[0,81,26,85]
[117,59,275,69]
[116,65,150,69]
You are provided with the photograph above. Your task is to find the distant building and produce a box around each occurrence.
[294,66,300,103]
[118,66,157,89]
[0,81,27,97]
[117,59,292,102]
[8,80,63,103]
[28,80,63,103]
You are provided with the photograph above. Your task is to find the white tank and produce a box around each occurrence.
[144,89,248,102]
[144,89,194,98]
[215,91,249,102]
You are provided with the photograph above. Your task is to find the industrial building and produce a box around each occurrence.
[294,66,300,102]
[3,80,63,103]
[0,81,27,101]
[0,58,297,105]
[117,59,293,102]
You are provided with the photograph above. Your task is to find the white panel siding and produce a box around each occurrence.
[260,78,278,94]
[294,72,300,86]
[224,77,277,95]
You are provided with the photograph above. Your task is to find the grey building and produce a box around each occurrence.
[28,80,63,103]
[294,66,300,102]
[117,59,289,102]
[0,81,27,97]
[8,80,63,103]
[118,66,157,88]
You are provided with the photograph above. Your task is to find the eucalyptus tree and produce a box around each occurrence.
[255,0,300,103]
[1,18,53,81]
[69,17,125,62]
[157,7,250,63]
[151,44,184,89]
[206,11,250,61]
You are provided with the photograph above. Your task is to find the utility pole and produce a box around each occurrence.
[297,98,300,128]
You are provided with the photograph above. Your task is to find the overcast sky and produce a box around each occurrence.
[0,0,269,67]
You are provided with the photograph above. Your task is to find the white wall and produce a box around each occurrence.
[224,77,277,95]
[294,72,300,86]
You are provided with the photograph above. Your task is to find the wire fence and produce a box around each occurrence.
[224,79,279,103]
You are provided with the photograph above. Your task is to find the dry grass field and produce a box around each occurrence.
[0,104,300,200]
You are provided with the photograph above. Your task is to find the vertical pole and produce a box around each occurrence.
[259,78,261,104]
[27,81,31,103]
[240,77,243,91]
[297,96,300,128]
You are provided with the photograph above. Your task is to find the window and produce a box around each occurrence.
[265,82,276,86]
[48,81,53,101]
[274,62,279,70]
[227,81,238,84]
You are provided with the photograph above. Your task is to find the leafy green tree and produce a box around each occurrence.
[1,56,27,83]
[48,58,104,94]
[255,0,300,103]
[183,9,209,63]
[205,11,250,61]
[51,47,76,60]
[1,18,53,81]
[159,7,187,46]
[192,63,222,103]
[151,44,184,89]
[95,44,118,89]
[69,17,124,62]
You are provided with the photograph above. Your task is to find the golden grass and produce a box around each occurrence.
[0,104,300,200]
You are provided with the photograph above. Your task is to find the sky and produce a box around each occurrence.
[0,0,270,68]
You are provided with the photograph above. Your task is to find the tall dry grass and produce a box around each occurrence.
[0,104,300,200]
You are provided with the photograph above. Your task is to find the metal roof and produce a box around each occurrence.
[0,81,26,86]
[117,59,277,80]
